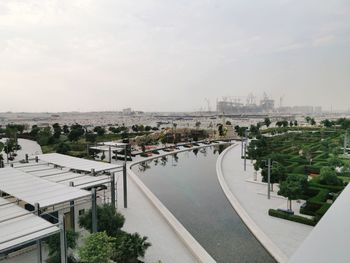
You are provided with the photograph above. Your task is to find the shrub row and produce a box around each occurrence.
[268,209,317,226]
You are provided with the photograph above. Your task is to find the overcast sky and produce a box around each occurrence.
[0,0,349,112]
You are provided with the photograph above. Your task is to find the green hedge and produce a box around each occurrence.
[309,182,344,192]
[268,209,317,226]
[309,188,329,205]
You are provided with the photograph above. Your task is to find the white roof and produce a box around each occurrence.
[0,168,91,208]
[37,153,122,172]
[0,197,59,252]
[90,146,112,151]
[17,166,111,190]
[101,141,128,147]
[290,183,350,263]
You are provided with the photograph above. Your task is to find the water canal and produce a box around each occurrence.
[133,145,275,263]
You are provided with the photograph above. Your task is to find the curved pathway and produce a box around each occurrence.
[217,144,313,262]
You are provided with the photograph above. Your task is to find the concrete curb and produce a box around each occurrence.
[216,144,288,263]
[127,143,231,263]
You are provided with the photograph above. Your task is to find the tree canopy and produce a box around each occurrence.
[79,204,125,236]
[278,174,308,210]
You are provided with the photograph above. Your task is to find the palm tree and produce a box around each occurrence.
[112,232,151,263]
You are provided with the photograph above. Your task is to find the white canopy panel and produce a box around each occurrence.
[0,168,91,208]
[16,164,111,189]
[101,141,128,147]
[25,170,111,189]
[37,153,122,172]
[90,146,111,151]
[0,197,59,252]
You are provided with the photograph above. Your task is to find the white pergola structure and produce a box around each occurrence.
[88,142,129,208]
[37,153,122,173]
[32,153,123,208]
[0,168,93,263]
[0,197,59,254]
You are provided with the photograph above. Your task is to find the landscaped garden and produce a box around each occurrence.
[246,117,350,226]
[44,204,156,263]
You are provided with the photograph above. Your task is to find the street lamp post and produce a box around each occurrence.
[244,129,249,171]
[264,158,278,199]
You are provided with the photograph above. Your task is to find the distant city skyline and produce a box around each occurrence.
[0,0,349,112]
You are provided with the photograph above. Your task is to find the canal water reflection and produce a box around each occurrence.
[133,146,275,263]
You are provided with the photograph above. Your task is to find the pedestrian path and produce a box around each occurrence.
[116,170,199,263]
[218,144,313,261]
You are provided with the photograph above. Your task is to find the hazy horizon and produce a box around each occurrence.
[0,0,349,112]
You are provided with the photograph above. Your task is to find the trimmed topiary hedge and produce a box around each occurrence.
[268,209,317,226]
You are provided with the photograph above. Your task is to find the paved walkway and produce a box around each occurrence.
[0,138,42,163]
[219,144,313,261]
[115,170,199,263]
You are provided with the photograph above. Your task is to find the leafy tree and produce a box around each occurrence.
[79,232,112,263]
[321,119,334,128]
[195,121,201,129]
[63,125,70,135]
[30,125,40,137]
[310,118,316,126]
[45,230,78,263]
[278,174,308,211]
[79,204,125,236]
[305,116,311,124]
[4,139,14,161]
[68,128,84,142]
[217,124,224,136]
[234,125,247,137]
[261,162,287,191]
[294,120,298,126]
[319,167,343,186]
[249,124,260,136]
[264,117,271,128]
[336,118,350,129]
[56,142,71,154]
[111,232,151,263]
[85,132,97,143]
[281,120,288,128]
[52,123,62,139]
[94,126,106,136]
[276,121,283,128]
[131,125,139,132]
[226,120,232,125]
[289,121,294,127]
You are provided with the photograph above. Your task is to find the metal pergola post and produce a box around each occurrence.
[123,144,128,208]
[91,188,97,233]
[109,146,112,163]
[244,130,248,171]
[267,158,271,200]
[111,172,116,209]
[69,182,75,231]
[35,203,42,263]
[59,214,67,263]
[344,132,348,155]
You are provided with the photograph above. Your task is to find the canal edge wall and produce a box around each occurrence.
[216,144,288,263]
[127,143,231,263]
